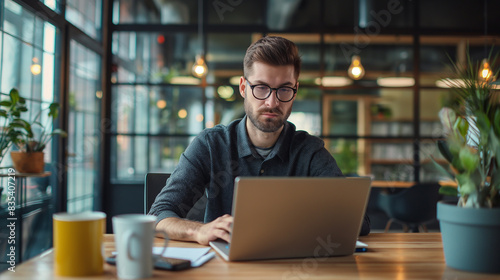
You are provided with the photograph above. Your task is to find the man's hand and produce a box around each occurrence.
[156,214,233,246]
[194,214,233,245]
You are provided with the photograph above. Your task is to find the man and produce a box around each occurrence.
[149,36,370,245]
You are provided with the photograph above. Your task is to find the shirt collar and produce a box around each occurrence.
[237,116,294,162]
[237,116,253,158]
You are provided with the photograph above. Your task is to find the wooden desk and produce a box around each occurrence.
[372,180,414,188]
[2,233,499,279]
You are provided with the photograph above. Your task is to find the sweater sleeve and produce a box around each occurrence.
[148,133,210,223]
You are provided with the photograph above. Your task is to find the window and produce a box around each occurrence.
[66,40,102,212]
[65,0,102,40]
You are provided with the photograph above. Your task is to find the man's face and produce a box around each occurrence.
[239,62,298,133]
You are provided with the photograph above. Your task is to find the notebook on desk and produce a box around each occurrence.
[209,176,372,261]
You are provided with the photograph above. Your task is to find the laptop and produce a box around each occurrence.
[209,176,372,261]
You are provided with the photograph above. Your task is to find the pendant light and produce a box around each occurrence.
[192,0,207,78]
[348,55,365,80]
[479,59,493,82]
[478,0,493,82]
[347,1,366,81]
[192,55,207,78]
[31,57,41,75]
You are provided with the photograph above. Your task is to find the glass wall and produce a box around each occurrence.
[0,0,60,268]
[110,0,500,186]
[66,40,102,212]
[65,0,103,40]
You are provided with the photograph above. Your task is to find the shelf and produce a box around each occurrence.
[368,138,414,142]
[0,171,51,178]
[369,159,413,165]
[369,159,448,165]
[371,117,440,122]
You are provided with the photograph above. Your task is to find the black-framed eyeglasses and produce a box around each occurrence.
[245,78,297,102]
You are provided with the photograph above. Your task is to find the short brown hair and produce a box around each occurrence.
[243,36,301,80]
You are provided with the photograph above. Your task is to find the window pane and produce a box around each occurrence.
[40,0,63,14]
[113,136,144,181]
[420,0,500,32]
[67,40,102,213]
[209,85,244,126]
[112,85,204,134]
[114,0,162,24]
[1,34,20,92]
[0,4,60,264]
[65,0,102,40]
[208,0,265,25]
[290,87,321,136]
[4,0,35,44]
[113,32,198,84]
[206,33,250,85]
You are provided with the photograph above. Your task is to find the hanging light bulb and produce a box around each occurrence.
[31,57,41,75]
[192,0,207,79]
[348,55,365,80]
[479,59,493,82]
[192,55,208,78]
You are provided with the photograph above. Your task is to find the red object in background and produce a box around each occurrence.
[157,35,165,44]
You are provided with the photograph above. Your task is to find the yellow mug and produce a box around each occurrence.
[53,211,106,276]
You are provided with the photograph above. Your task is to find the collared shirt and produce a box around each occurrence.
[149,116,343,222]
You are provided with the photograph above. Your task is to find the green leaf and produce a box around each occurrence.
[459,148,479,172]
[454,117,469,138]
[0,101,12,107]
[494,109,500,137]
[491,165,500,191]
[437,140,453,163]
[439,186,458,196]
[48,103,60,118]
[9,88,19,104]
[51,129,67,137]
[430,157,456,180]
[456,173,476,195]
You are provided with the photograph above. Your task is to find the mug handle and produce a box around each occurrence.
[123,230,137,261]
[153,230,169,259]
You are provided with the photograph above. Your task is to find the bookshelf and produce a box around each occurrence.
[322,92,446,183]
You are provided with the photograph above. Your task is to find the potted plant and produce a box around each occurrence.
[0,88,29,166]
[432,50,500,273]
[7,89,67,173]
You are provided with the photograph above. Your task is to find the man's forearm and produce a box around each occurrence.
[156,217,203,243]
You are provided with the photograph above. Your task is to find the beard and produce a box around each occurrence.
[245,101,292,133]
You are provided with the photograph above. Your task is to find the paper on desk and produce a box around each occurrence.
[152,247,215,267]
[356,241,368,248]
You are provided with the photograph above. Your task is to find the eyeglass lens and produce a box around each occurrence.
[252,85,295,102]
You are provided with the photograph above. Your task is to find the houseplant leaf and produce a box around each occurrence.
[439,186,458,196]
[437,140,454,163]
[430,157,455,180]
[458,148,479,172]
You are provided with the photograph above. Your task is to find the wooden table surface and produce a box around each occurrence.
[1,233,499,279]
[371,180,414,188]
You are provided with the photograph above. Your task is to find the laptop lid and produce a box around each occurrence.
[211,176,371,261]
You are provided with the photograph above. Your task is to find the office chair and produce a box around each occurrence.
[144,173,206,222]
[377,182,441,232]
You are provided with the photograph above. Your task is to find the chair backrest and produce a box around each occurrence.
[144,173,207,222]
[378,182,442,224]
[144,173,171,214]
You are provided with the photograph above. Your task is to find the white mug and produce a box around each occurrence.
[112,214,168,279]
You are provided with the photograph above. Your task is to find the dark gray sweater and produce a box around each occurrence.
[149,116,370,235]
